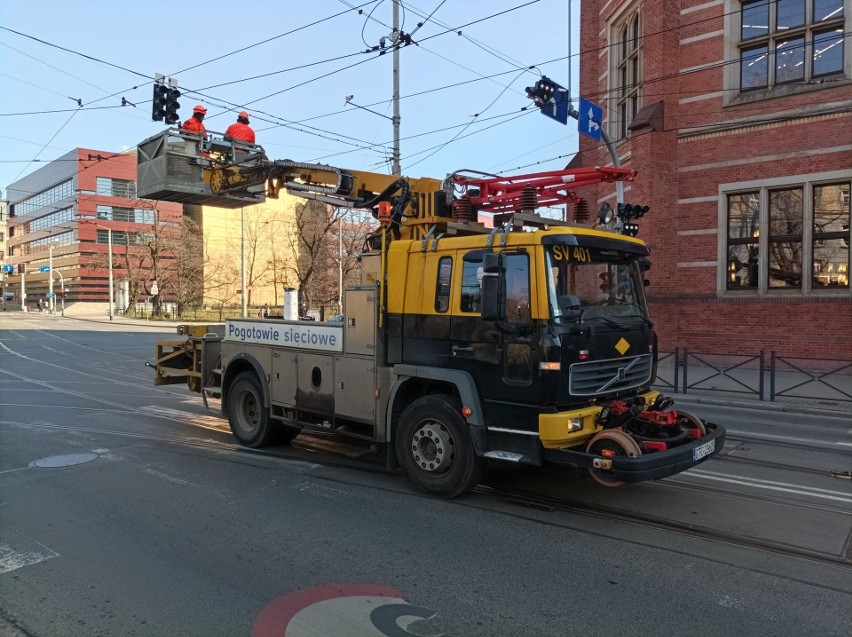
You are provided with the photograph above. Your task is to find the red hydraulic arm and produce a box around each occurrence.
[450,166,636,214]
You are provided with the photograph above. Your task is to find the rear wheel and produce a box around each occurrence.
[585,429,642,487]
[395,395,484,498]
[227,372,298,447]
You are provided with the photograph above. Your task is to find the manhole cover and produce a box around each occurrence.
[31,453,99,468]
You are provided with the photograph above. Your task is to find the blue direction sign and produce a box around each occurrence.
[541,83,570,125]
[1,265,13,273]
[46,293,55,298]
[39,265,51,273]
[578,97,603,142]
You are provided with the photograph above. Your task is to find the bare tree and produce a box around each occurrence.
[204,243,240,321]
[280,200,377,317]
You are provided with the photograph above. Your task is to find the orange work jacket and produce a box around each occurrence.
[225,122,256,144]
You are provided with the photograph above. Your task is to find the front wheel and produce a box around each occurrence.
[395,395,484,499]
[585,429,642,487]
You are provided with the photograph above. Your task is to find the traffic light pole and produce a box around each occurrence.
[568,107,624,206]
[20,271,25,311]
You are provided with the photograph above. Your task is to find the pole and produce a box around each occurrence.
[107,228,114,321]
[569,108,624,207]
[55,270,65,317]
[392,0,401,176]
[338,211,343,315]
[49,245,54,314]
[240,207,247,318]
[21,271,25,311]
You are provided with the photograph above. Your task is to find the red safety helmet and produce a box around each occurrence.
[193,104,207,115]
[238,111,250,121]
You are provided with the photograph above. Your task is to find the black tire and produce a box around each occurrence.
[227,371,279,448]
[395,394,485,499]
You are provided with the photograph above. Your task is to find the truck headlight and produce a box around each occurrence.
[567,418,583,432]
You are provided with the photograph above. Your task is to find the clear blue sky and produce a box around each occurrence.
[0,0,582,200]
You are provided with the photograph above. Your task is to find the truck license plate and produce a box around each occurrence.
[692,440,715,462]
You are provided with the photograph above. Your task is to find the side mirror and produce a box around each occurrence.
[481,273,504,321]
[482,252,505,274]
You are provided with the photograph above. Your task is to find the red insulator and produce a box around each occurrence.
[453,196,475,223]
[519,185,537,212]
[574,198,590,222]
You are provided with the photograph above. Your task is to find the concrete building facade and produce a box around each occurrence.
[574,0,851,359]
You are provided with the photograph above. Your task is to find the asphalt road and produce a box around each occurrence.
[1,312,850,637]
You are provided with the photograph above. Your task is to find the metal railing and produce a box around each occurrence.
[652,350,852,404]
[770,353,852,403]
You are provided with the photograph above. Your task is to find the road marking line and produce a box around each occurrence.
[725,429,849,449]
[0,542,60,575]
[690,468,852,496]
[684,474,852,504]
[836,442,852,448]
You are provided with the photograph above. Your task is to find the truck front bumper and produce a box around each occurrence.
[542,422,726,483]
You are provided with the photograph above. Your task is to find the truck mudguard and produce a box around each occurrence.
[387,365,488,454]
[221,353,270,412]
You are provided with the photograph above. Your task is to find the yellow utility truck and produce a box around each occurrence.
[141,128,724,497]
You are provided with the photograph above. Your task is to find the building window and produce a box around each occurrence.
[738,0,846,92]
[813,183,851,287]
[13,179,75,217]
[21,231,74,255]
[26,206,76,234]
[97,229,137,246]
[435,256,452,313]
[96,205,154,224]
[96,177,136,199]
[613,11,641,140]
[723,174,850,294]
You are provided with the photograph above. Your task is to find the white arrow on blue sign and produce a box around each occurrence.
[40,266,51,273]
[1,265,13,273]
[578,97,603,142]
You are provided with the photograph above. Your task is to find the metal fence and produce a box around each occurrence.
[654,349,852,404]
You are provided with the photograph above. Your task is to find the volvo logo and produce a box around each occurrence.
[596,357,640,393]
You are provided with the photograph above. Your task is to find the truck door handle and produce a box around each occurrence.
[452,346,473,356]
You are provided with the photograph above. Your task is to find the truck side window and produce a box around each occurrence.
[460,255,483,313]
[505,253,530,323]
[435,256,452,313]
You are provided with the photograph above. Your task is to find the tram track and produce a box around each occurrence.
[473,484,852,568]
[3,325,851,573]
[6,412,851,572]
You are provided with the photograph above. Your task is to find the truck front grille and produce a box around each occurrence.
[568,354,653,396]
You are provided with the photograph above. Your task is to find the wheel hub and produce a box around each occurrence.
[411,422,454,473]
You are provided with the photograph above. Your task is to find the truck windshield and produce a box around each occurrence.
[545,245,648,325]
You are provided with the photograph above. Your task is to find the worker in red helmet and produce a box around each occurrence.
[224,111,256,144]
[181,104,207,135]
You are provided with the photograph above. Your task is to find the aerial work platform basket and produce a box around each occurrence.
[137,128,267,209]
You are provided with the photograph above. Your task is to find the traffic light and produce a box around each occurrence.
[152,82,169,122]
[617,203,650,220]
[17,263,26,274]
[622,223,640,237]
[525,76,557,107]
[164,88,181,125]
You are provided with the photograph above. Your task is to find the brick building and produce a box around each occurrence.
[5,149,182,309]
[574,0,851,359]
